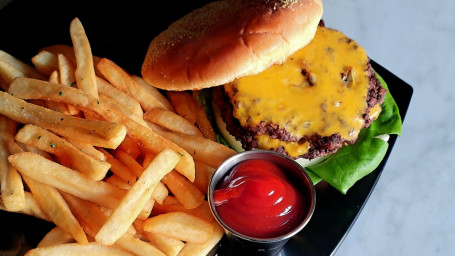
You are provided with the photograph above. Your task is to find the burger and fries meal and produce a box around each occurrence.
[0,0,402,255]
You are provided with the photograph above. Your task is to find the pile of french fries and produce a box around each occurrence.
[0,17,237,256]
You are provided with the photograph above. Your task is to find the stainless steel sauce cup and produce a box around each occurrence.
[208,150,316,256]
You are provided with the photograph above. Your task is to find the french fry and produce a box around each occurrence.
[61,192,136,238]
[0,59,26,90]
[99,148,137,185]
[166,91,198,124]
[143,230,185,256]
[162,170,204,210]
[9,152,124,209]
[64,137,105,161]
[177,224,224,256]
[101,94,147,126]
[25,242,134,256]
[117,135,141,160]
[112,148,144,178]
[37,227,75,248]
[192,91,217,141]
[46,70,73,115]
[0,90,126,149]
[15,124,110,181]
[116,232,165,256]
[194,161,216,195]
[131,75,174,111]
[21,174,88,244]
[57,53,80,115]
[0,156,26,212]
[147,121,235,168]
[144,108,202,136]
[0,50,46,80]
[97,58,171,111]
[0,115,17,140]
[39,45,77,64]
[143,212,214,244]
[95,149,180,246]
[31,51,59,76]
[96,76,143,118]
[105,174,133,190]
[0,138,25,212]
[152,196,214,223]
[1,191,51,222]
[8,78,194,180]
[70,17,98,99]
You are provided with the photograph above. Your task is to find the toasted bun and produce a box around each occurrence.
[141,0,323,91]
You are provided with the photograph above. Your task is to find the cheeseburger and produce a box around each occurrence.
[141,0,398,193]
[142,0,385,160]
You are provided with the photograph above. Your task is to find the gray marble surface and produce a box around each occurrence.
[323,0,455,255]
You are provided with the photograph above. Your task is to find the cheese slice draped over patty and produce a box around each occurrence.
[224,26,374,158]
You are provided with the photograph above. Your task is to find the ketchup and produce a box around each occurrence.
[213,159,304,238]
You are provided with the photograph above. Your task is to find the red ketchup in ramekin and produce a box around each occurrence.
[213,159,305,238]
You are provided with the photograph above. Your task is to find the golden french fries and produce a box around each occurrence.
[31,51,59,76]
[162,170,205,210]
[70,17,98,99]
[143,212,214,244]
[95,149,180,245]
[37,227,75,248]
[25,243,134,256]
[0,90,127,149]
[15,124,110,180]
[1,17,228,256]
[144,108,202,136]
[9,152,124,209]
[0,49,46,80]
[97,58,172,111]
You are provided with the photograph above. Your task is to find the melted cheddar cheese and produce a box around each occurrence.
[225,27,373,157]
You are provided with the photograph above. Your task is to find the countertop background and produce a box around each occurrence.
[323,0,455,255]
[0,0,453,255]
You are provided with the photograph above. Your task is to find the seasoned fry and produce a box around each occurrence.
[96,76,143,118]
[0,90,126,149]
[152,196,214,222]
[116,233,165,256]
[25,243,134,256]
[0,50,46,80]
[131,75,174,111]
[192,91,217,141]
[9,152,124,209]
[112,148,144,178]
[143,231,185,256]
[100,148,137,185]
[97,58,171,111]
[70,17,98,99]
[194,161,216,195]
[37,227,75,248]
[143,212,214,244]
[0,115,17,140]
[177,224,224,256]
[8,78,194,180]
[117,135,141,160]
[166,91,198,124]
[144,108,202,136]
[95,149,180,246]
[147,120,236,168]
[15,124,111,180]
[31,51,59,76]
[0,59,26,90]
[100,94,147,126]
[21,174,88,244]
[162,170,204,210]
[64,137,105,161]
[61,192,136,238]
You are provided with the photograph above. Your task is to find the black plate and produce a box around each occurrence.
[0,1,413,255]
